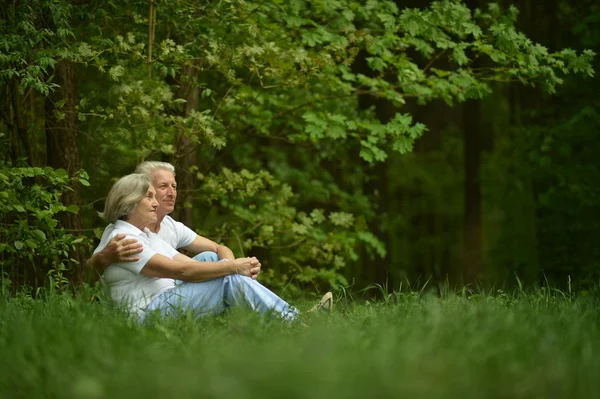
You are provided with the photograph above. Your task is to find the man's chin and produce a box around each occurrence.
[158,206,175,215]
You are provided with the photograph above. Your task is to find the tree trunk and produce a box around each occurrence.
[511,0,556,285]
[349,49,394,292]
[459,0,485,285]
[45,60,85,284]
[4,81,32,163]
[172,62,200,228]
[462,98,483,284]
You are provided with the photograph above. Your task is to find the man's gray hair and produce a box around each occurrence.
[134,161,175,177]
[99,174,151,223]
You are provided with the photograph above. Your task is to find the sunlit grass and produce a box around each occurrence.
[1,286,599,398]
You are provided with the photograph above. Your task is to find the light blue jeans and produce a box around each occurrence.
[144,251,298,321]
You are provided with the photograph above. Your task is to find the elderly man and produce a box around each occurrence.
[88,161,261,279]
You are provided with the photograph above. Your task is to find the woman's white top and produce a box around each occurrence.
[93,220,187,313]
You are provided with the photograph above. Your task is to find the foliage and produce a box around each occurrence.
[478,2,600,288]
[521,5,600,288]
[0,0,73,96]
[0,159,90,292]
[193,168,378,290]
[0,0,596,290]
[74,0,592,289]
[74,0,595,160]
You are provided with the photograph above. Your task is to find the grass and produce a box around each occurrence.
[1,286,599,398]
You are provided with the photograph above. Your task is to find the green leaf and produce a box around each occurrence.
[33,230,46,240]
[14,241,24,250]
[357,231,387,258]
[367,57,386,72]
[291,223,308,235]
[66,205,79,214]
[50,203,65,213]
[54,168,68,177]
[310,209,326,224]
[329,212,355,228]
[452,44,469,66]
[109,65,125,81]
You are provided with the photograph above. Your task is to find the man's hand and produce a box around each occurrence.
[86,234,144,274]
[232,257,261,280]
[103,234,143,264]
[249,256,261,280]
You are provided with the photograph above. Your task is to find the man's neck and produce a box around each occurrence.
[148,213,167,233]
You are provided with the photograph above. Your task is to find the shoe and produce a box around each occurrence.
[307,292,333,314]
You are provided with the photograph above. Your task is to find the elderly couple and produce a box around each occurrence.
[88,162,332,321]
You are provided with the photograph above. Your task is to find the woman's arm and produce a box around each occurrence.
[140,253,260,282]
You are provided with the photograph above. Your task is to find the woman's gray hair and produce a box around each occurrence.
[99,174,151,223]
[134,161,175,177]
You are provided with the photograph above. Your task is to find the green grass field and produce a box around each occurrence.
[1,287,599,398]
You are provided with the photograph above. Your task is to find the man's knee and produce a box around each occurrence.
[193,251,219,262]
[227,274,257,293]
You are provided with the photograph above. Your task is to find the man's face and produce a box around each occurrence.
[151,169,177,215]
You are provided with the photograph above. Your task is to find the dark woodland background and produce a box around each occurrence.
[1,0,598,294]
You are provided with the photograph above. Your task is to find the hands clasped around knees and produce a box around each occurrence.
[232,257,261,280]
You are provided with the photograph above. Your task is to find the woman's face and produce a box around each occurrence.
[129,185,159,227]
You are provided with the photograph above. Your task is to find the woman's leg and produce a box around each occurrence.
[146,274,299,321]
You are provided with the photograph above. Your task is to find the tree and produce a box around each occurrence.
[0,0,595,292]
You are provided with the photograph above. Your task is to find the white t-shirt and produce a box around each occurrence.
[95,215,197,252]
[93,220,184,313]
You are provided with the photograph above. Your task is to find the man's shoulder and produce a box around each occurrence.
[160,215,177,227]
[158,215,196,248]
[160,215,190,231]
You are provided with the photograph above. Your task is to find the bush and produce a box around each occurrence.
[0,162,90,292]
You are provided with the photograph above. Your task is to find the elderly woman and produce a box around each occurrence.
[95,173,307,320]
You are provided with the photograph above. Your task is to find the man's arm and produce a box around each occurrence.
[182,235,235,260]
[181,235,261,280]
[86,234,144,274]
[141,253,261,282]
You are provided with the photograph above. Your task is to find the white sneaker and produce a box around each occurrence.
[307,292,333,314]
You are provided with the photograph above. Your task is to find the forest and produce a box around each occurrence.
[1,0,598,293]
[2,1,600,398]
